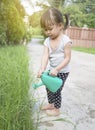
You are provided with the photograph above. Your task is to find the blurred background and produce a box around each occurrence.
[0,0,95,46]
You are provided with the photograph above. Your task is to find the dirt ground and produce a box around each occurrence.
[27,38,95,130]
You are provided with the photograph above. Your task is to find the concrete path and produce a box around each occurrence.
[27,38,95,130]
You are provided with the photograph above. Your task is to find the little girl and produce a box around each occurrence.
[37,8,72,116]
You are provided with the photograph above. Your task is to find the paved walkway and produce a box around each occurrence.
[27,38,95,130]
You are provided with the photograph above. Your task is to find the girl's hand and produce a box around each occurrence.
[37,69,44,78]
[49,68,58,76]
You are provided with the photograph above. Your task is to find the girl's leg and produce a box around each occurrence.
[41,88,54,110]
[46,73,69,116]
[46,88,54,104]
[54,73,69,108]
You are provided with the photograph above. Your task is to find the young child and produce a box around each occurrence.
[37,8,72,116]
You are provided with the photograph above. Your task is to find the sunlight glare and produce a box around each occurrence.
[21,0,50,15]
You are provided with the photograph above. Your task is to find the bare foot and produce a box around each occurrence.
[46,108,60,116]
[41,104,54,110]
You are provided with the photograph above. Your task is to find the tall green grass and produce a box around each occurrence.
[0,45,36,130]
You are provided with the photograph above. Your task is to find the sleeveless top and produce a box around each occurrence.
[44,35,72,73]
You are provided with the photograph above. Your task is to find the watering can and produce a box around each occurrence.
[32,70,63,93]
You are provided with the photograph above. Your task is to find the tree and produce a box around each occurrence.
[29,12,42,27]
[15,0,26,17]
[6,3,25,44]
[62,4,85,27]
[62,0,95,28]
[47,0,65,9]
[0,0,26,45]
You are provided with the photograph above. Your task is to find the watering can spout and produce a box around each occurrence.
[32,82,44,89]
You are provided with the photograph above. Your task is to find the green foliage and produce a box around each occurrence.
[62,0,95,28]
[48,0,65,8]
[29,11,47,36]
[32,27,42,35]
[29,12,42,27]
[0,23,7,45]
[0,0,29,45]
[24,26,33,43]
[63,5,84,27]
[0,45,36,130]
[6,3,26,44]
[85,13,95,28]
[15,0,26,17]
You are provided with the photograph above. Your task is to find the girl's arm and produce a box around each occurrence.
[50,42,71,76]
[37,46,49,77]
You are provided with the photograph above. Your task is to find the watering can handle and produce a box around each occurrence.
[47,70,57,77]
[41,70,50,75]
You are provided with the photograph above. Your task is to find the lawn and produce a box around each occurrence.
[72,47,95,54]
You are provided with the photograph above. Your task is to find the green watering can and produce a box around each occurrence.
[32,71,63,93]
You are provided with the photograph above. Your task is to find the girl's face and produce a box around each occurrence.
[43,23,63,39]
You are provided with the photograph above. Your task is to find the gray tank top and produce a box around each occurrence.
[44,35,72,73]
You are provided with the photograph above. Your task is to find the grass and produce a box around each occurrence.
[72,47,95,54]
[0,45,36,130]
